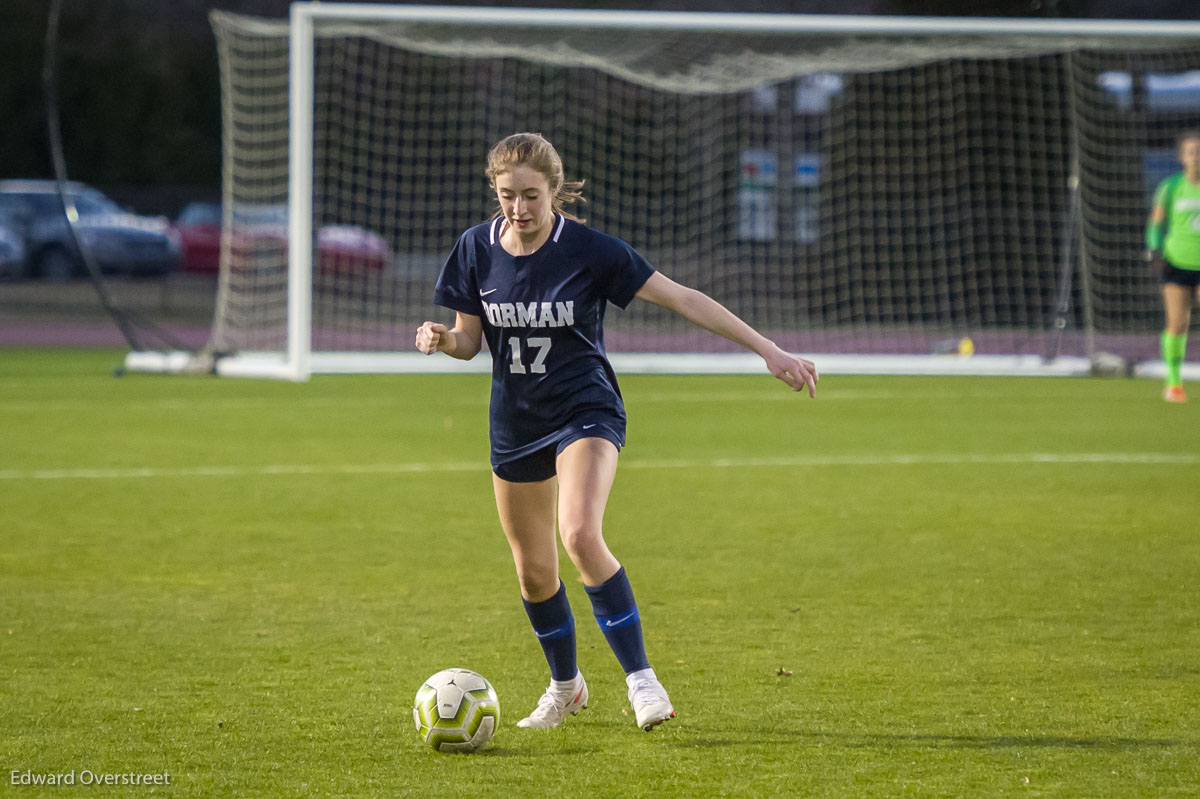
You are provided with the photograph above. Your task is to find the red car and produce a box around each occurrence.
[173,202,391,275]
[173,202,222,274]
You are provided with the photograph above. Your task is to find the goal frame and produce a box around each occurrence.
[125,4,1200,381]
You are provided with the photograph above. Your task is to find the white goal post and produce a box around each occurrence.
[125,4,1200,380]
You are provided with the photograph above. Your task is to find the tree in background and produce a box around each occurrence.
[0,0,220,211]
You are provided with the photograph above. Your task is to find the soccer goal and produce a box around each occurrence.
[124,4,1200,380]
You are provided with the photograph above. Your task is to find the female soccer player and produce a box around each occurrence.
[415,132,817,731]
[1146,131,1200,403]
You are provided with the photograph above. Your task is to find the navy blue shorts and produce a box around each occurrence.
[491,414,625,483]
[1162,262,1200,288]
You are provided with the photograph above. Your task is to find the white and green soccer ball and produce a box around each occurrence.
[413,669,500,753]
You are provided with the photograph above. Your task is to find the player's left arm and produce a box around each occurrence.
[635,271,817,396]
[1146,181,1170,270]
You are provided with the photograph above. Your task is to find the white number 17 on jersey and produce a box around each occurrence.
[508,337,551,374]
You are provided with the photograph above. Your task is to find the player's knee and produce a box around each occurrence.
[514,558,559,600]
[558,520,603,563]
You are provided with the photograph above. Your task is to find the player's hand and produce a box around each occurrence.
[1146,249,1167,275]
[415,321,450,355]
[763,345,818,397]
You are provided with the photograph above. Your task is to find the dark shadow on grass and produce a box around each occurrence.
[474,745,600,758]
[472,746,522,757]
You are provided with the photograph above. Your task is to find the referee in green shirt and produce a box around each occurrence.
[1146,132,1200,403]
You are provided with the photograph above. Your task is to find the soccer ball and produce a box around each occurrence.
[413,669,500,753]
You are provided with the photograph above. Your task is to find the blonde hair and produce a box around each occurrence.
[485,132,586,222]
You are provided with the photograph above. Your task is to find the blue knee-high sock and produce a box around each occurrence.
[584,566,650,675]
[522,581,577,681]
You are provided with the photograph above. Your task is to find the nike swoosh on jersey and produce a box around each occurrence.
[479,288,499,296]
[582,424,597,429]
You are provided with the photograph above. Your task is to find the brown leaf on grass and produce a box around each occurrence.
[776,667,793,677]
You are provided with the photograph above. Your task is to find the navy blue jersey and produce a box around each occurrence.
[433,214,654,464]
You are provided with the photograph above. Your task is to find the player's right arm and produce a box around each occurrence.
[416,312,483,360]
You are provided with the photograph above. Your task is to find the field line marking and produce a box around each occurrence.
[0,452,1195,481]
[0,463,484,481]
[689,453,1200,468]
[0,396,491,412]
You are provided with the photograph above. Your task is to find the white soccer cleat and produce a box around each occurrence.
[627,670,675,731]
[516,673,588,729]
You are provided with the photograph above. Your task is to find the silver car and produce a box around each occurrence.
[0,211,27,278]
[0,180,180,280]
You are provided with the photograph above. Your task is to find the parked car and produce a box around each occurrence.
[0,180,180,280]
[0,211,28,278]
[172,201,391,275]
[173,201,222,274]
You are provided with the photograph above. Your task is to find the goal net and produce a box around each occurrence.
[129,6,1200,379]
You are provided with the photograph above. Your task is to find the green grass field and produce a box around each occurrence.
[2,349,1198,797]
